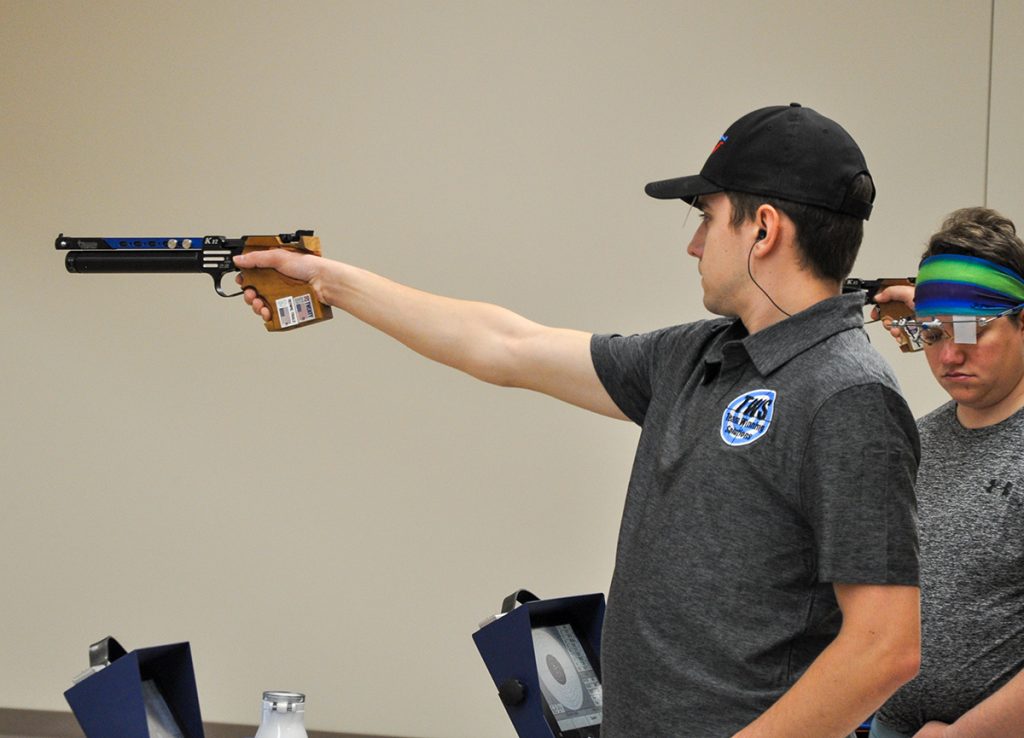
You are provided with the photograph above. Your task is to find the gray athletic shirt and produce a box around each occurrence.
[877,402,1024,733]
[591,293,920,737]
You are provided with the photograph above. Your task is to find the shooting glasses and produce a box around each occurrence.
[889,306,1024,350]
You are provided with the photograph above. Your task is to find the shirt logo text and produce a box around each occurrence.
[721,389,776,447]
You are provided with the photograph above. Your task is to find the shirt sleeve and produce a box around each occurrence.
[590,327,675,426]
[799,383,921,585]
[591,321,731,426]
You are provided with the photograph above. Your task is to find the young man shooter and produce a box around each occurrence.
[236,103,921,738]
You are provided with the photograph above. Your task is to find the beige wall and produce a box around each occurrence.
[0,2,1017,736]
[991,0,1024,215]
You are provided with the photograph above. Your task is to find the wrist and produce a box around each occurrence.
[316,258,350,307]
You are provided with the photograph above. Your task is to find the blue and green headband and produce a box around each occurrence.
[915,253,1024,318]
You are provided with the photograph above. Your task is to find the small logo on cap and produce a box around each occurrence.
[721,389,776,446]
[711,135,728,154]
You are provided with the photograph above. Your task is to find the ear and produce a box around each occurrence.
[751,204,784,257]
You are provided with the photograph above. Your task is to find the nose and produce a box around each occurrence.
[687,223,705,259]
[937,337,966,365]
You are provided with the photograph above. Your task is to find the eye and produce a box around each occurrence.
[919,326,946,345]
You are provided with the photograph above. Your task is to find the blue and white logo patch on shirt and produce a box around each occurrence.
[721,389,777,447]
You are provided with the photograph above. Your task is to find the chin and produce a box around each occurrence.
[701,297,731,317]
[944,386,983,407]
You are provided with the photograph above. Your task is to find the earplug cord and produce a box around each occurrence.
[747,237,792,318]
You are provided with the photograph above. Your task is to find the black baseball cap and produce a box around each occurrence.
[645,103,875,220]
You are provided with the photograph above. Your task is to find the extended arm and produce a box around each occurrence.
[912,667,1024,738]
[733,583,921,738]
[233,249,627,419]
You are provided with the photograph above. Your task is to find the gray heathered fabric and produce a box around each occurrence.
[591,293,920,737]
[876,402,1024,734]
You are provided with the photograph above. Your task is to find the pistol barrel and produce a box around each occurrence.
[64,250,209,273]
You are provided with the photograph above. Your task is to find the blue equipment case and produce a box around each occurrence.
[473,590,605,738]
[64,637,205,738]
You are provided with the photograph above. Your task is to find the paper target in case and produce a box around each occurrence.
[530,623,602,736]
[532,627,585,711]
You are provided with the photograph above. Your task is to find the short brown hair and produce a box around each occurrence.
[725,173,873,283]
[923,207,1024,276]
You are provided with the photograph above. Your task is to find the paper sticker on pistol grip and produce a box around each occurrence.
[276,293,319,329]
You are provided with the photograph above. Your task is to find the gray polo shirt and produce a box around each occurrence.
[591,292,920,737]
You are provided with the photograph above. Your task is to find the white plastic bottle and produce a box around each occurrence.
[254,691,308,738]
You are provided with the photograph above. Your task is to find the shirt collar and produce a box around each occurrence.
[703,292,867,379]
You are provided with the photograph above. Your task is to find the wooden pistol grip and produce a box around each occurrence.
[875,278,917,353]
[239,234,333,332]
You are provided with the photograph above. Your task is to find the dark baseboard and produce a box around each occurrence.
[0,708,394,738]
[0,709,80,738]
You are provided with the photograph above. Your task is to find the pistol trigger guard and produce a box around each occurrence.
[213,269,243,298]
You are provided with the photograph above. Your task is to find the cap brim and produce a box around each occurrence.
[644,174,721,202]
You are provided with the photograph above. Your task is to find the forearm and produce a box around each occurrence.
[319,260,532,379]
[316,259,624,416]
[734,631,917,738]
[735,583,920,738]
[943,667,1024,738]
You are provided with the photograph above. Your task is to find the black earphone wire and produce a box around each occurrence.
[747,237,792,318]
